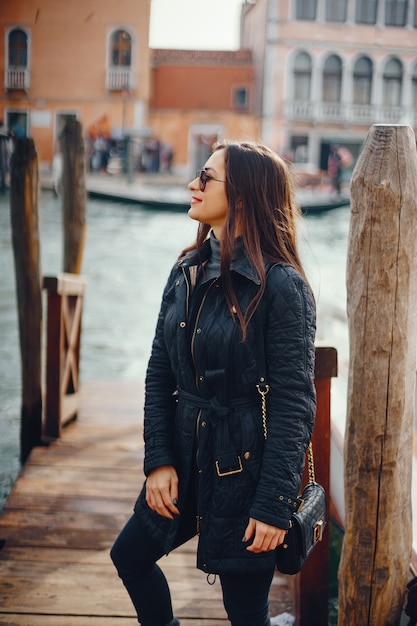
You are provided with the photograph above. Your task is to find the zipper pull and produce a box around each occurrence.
[196,515,202,535]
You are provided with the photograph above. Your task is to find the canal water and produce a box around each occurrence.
[0,189,350,510]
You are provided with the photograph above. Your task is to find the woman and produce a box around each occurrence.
[327,144,342,195]
[111,141,316,626]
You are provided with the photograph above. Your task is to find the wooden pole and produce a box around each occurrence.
[9,138,43,463]
[60,118,87,274]
[338,125,417,625]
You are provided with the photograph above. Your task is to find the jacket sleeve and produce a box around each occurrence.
[143,265,179,477]
[249,265,317,530]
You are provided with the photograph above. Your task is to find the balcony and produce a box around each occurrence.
[106,67,133,92]
[5,67,30,91]
[285,101,416,127]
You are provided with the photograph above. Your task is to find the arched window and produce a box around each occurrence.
[323,55,342,102]
[385,0,408,26]
[107,28,133,91]
[6,28,29,90]
[110,30,132,67]
[326,0,347,21]
[382,58,402,106]
[356,0,378,23]
[353,56,373,104]
[296,0,317,20]
[293,52,312,100]
[8,28,28,67]
[411,63,417,108]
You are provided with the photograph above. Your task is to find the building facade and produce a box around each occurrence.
[1,0,151,168]
[149,49,259,175]
[242,0,417,171]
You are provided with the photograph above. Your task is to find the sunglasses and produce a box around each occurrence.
[196,169,226,192]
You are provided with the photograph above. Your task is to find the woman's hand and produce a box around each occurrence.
[145,465,180,520]
[243,517,287,553]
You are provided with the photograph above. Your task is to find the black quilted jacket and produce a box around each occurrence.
[134,238,316,574]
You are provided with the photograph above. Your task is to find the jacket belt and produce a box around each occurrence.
[178,388,257,422]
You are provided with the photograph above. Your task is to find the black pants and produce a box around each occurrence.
[110,511,275,626]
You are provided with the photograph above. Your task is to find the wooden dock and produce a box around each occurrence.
[0,381,295,625]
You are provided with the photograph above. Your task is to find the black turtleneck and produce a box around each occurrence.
[205,230,222,280]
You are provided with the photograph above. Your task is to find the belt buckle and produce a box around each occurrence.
[215,455,243,477]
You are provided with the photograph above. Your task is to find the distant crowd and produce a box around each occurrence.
[86,135,174,176]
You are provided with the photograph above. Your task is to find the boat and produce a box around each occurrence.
[41,172,351,214]
[86,177,350,213]
[298,193,350,214]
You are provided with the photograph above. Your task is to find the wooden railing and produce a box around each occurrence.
[43,273,86,439]
[297,345,338,626]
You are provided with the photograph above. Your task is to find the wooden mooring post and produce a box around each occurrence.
[60,118,87,274]
[338,124,417,625]
[9,138,43,463]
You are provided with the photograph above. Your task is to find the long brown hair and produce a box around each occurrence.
[182,140,309,339]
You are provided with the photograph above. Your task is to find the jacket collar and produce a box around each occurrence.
[178,238,261,285]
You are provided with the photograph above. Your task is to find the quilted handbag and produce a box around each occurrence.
[274,444,327,575]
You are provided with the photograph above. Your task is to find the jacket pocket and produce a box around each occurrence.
[210,457,256,517]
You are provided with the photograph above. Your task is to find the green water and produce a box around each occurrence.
[329,521,344,624]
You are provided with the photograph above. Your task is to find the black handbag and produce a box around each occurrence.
[255,300,327,576]
[275,443,327,575]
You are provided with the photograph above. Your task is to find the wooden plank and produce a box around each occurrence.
[0,526,116,550]
[27,447,143,469]
[0,618,139,626]
[0,617,226,626]
[6,476,139,500]
[9,463,142,486]
[3,493,134,514]
[0,546,114,564]
[0,509,128,533]
[3,458,143,501]
[43,273,87,296]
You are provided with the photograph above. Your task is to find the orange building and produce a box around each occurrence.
[1,0,151,168]
[0,1,259,176]
[148,49,259,174]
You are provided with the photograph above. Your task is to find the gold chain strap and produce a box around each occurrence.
[307,442,316,483]
[256,383,270,440]
[257,384,317,483]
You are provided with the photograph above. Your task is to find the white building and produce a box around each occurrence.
[241,0,417,171]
